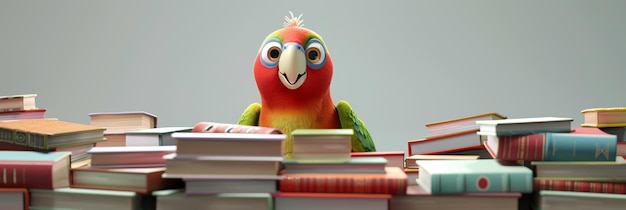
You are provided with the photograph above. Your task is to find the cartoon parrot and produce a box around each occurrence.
[238,12,376,159]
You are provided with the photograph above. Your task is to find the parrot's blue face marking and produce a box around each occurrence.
[304,38,326,70]
[259,38,327,70]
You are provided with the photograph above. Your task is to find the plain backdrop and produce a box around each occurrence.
[1,0,625,153]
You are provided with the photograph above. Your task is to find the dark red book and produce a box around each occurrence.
[534,179,626,194]
[279,166,407,195]
[0,151,71,189]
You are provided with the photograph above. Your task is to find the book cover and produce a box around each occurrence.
[0,151,71,189]
[279,166,407,195]
[351,151,405,169]
[172,132,285,157]
[407,129,483,156]
[88,145,176,168]
[0,188,29,210]
[0,108,46,121]
[581,107,626,128]
[0,119,106,149]
[71,167,184,194]
[531,156,626,181]
[273,192,391,210]
[282,157,388,174]
[0,141,94,162]
[425,112,507,138]
[416,159,533,194]
[484,127,618,161]
[392,185,521,210]
[163,153,282,177]
[476,117,573,136]
[0,94,37,112]
[125,127,192,146]
[405,154,480,169]
[192,121,283,134]
[533,178,626,194]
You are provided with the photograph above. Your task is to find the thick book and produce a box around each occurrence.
[476,117,573,136]
[533,178,626,194]
[172,132,285,157]
[0,94,37,112]
[0,119,106,149]
[351,151,405,169]
[531,156,626,181]
[581,107,626,128]
[0,188,29,210]
[416,159,533,194]
[71,167,184,194]
[484,127,618,161]
[538,190,626,210]
[88,111,157,134]
[425,112,507,138]
[407,129,483,156]
[0,151,71,189]
[29,188,155,210]
[88,145,176,168]
[125,127,192,146]
[279,166,407,195]
[163,153,282,178]
[392,185,521,210]
[291,129,354,160]
[273,192,391,210]
[192,121,283,134]
[0,108,46,121]
[282,157,388,174]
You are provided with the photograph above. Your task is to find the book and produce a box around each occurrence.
[192,121,283,134]
[537,190,626,210]
[483,127,618,161]
[0,188,29,210]
[0,141,94,163]
[279,166,407,195]
[88,145,176,168]
[163,154,282,178]
[71,167,184,194]
[404,154,480,169]
[476,117,573,136]
[281,157,388,174]
[533,178,626,194]
[392,185,521,210]
[88,111,157,134]
[0,108,46,121]
[153,189,273,210]
[291,128,354,160]
[96,133,126,147]
[416,159,533,194]
[420,145,493,159]
[425,112,507,138]
[0,151,71,189]
[531,156,626,181]
[581,107,626,128]
[407,129,483,156]
[0,119,106,149]
[600,126,626,142]
[351,151,405,169]
[29,188,155,210]
[172,132,285,157]
[125,127,192,146]
[404,168,419,185]
[184,179,278,194]
[273,192,391,210]
[0,94,37,112]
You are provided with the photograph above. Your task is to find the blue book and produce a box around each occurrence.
[416,159,533,194]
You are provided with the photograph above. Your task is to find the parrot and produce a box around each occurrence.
[238,11,376,159]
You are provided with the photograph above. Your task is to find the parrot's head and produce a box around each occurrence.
[253,12,333,105]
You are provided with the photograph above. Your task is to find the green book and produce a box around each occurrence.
[416,159,533,194]
[125,127,192,146]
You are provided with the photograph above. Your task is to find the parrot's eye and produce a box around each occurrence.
[260,39,283,68]
[305,39,326,69]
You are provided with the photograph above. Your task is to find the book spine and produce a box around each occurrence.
[0,128,48,149]
[0,162,54,189]
[545,133,617,161]
[279,175,407,195]
[534,179,626,194]
[497,134,546,161]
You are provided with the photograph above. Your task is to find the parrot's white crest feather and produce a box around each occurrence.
[283,11,304,28]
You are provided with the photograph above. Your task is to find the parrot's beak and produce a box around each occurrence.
[278,44,307,90]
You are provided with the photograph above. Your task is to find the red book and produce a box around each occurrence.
[0,188,29,210]
[279,166,407,195]
[534,179,626,194]
[0,151,71,189]
[407,129,483,156]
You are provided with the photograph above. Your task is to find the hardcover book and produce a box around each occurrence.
[88,145,176,168]
[476,117,573,136]
[192,121,283,134]
[88,111,157,134]
[0,188,29,210]
[71,167,184,194]
[153,189,273,210]
[351,151,405,169]
[538,190,626,210]
[0,94,37,112]
[416,159,533,194]
[0,151,71,189]
[0,119,106,149]
[273,192,391,210]
[163,154,282,178]
[0,108,46,121]
[0,141,94,163]
[531,156,626,181]
[392,185,521,210]
[407,129,483,156]
[96,133,126,147]
[279,166,407,195]
[29,188,154,210]
[581,107,626,128]
[483,127,618,161]
[125,127,192,146]
[404,154,480,169]
[184,179,278,194]
[172,132,285,157]
[425,112,507,138]
[282,157,388,174]
[600,126,626,142]
[291,129,354,160]
[533,178,626,194]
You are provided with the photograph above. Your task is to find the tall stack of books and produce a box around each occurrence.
[0,94,47,121]
[89,111,157,147]
[155,124,285,209]
[275,128,407,210]
[476,116,623,210]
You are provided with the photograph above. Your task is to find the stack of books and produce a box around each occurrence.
[476,116,623,210]
[275,128,407,210]
[155,125,285,209]
[88,111,158,147]
[581,107,626,155]
[0,94,47,121]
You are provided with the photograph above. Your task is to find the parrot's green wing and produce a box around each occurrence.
[336,100,376,152]
[238,103,261,126]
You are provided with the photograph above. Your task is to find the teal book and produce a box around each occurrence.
[125,127,192,146]
[416,159,533,194]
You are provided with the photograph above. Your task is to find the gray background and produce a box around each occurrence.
[1,0,625,153]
